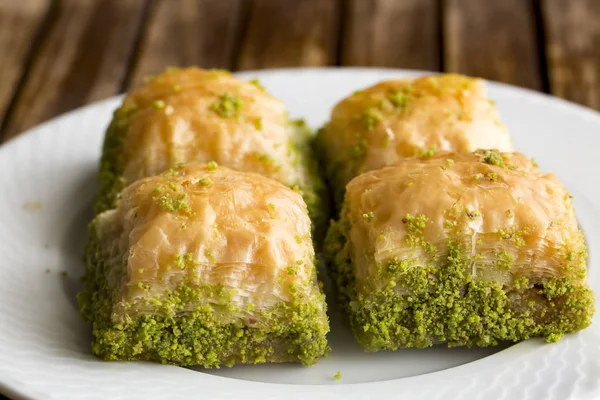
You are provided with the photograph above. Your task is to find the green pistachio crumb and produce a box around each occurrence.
[531,158,539,168]
[249,78,264,90]
[388,90,409,112]
[507,209,515,218]
[253,117,263,130]
[474,173,484,180]
[422,146,437,158]
[363,211,375,222]
[199,178,213,186]
[152,100,165,109]
[205,250,216,263]
[362,107,383,130]
[334,371,342,380]
[210,93,243,118]
[286,265,298,275]
[206,161,218,171]
[495,250,513,270]
[486,172,498,181]
[481,150,506,168]
[402,213,436,253]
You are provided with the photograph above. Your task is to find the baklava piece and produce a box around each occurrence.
[96,67,328,242]
[316,74,513,206]
[325,150,594,351]
[80,163,329,367]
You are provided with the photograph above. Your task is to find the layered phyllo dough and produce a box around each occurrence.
[316,74,513,206]
[96,67,328,242]
[79,163,329,367]
[324,150,594,351]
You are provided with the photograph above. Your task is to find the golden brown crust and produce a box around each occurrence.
[344,151,584,293]
[317,74,513,204]
[95,163,318,319]
[119,69,308,190]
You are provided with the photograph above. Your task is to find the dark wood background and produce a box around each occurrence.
[0,0,599,144]
[0,0,598,397]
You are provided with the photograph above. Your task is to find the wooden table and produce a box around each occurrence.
[1,0,599,144]
[0,0,598,397]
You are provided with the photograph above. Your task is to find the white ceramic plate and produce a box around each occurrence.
[0,68,599,400]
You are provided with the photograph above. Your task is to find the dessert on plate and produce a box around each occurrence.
[79,163,329,367]
[324,150,594,351]
[316,74,513,206]
[96,67,329,243]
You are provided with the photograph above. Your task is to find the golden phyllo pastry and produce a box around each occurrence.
[324,150,594,351]
[97,67,328,242]
[80,163,329,367]
[316,74,513,205]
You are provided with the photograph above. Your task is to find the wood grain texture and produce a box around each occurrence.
[1,0,146,141]
[129,0,244,89]
[0,0,50,130]
[542,0,600,110]
[237,0,338,70]
[444,0,542,89]
[342,0,439,70]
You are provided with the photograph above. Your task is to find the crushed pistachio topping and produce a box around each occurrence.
[210,93,243,118]
[402,213,436,253]
[323,213,594,353]
[253,117,263,130]
[496,225,532,247]
[154,192,193,216]
[506,209,515,218]
[286,265,298,275]
[363,211,375,222]
[495,250,513,270]
[531,158,539,168]
[422,146,437,158]
[485,172,498,181]
[267,203,276,218]
[152,100,165,109]
[362,107,384,130]
[249,78,264,89]
[388,90,410,112]
[481,150,506,168]
[199,177,213,186]
[334,371,342,380]
[207,161,218,170]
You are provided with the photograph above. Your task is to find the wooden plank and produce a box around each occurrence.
[0,0,51,130]
[542,0,600,110]
[443,0,542,90]
[129,0,245,89]
[237,0,338,70]
[1,0,147,141]
[341,0,439,70]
